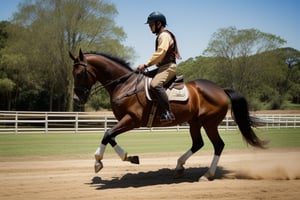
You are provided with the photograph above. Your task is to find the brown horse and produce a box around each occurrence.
[69,49,266,180]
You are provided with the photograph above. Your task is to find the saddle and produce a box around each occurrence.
[143,68,189,127]
[144,75,189,102]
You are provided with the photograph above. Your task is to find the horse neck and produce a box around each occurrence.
[88,56,134,93]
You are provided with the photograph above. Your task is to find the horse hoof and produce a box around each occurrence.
[94,154,102,161]
[199,172,214,181]
[94,147,103,161]
[174,167,185,179]
[199,176,209,181]
[127,156,140,164]
[94,160,103,173]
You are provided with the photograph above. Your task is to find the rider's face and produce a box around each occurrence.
[149,22,155,33]
[149,21,162,34]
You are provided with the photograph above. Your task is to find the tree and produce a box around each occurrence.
[88,86,110,111]
[177,56,214,82]
[279,49,300,107]
[0,21,14,110]
[203,27,286,105]
[0,21,9,49]
[1,0,135,111]
[0,78,15,110]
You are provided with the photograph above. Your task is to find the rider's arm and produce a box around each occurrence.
[145,32,172,67]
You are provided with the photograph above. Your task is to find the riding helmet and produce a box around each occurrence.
[145,11,167,26]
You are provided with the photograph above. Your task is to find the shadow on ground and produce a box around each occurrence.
[87,166,232,190]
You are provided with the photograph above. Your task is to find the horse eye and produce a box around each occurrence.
[76,71,87,79]
[76,72,82,79]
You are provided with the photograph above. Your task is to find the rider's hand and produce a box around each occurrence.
[137,64,147,71]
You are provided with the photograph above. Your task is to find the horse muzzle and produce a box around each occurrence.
[73,94,85,105]
[73,87,90,105]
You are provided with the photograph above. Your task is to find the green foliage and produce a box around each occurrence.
[88,89,110,111]
[203,27,286,97]
[178,26,300,110]
[289,83,300,104]
[283,101,300,109]
[0,21,9,49]
[177,56,214,82]
[1,10,299,112]
[0,78,15,92]
[0,0,135,111]
[0,78,15,110]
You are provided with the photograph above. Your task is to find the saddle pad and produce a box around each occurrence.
[166,86,189,101]
[145,77,189,102]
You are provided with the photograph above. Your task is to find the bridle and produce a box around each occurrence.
[73,61,96,79]
[73,59,139,102]
[73,61,96,104]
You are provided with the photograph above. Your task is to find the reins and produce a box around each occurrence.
[111,70,144,103]
[90,71,138,96]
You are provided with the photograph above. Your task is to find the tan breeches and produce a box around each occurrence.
[150,63,177,88]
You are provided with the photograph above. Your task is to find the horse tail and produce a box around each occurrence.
[224,89,267,149]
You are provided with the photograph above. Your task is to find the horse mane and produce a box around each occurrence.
[85,52,133,72]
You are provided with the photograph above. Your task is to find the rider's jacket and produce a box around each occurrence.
[145,29,181,67]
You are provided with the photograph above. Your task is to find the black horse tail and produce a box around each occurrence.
[224,89,267,149]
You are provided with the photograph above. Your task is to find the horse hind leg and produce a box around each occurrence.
[200,124,224,181]
[175,119,204,178]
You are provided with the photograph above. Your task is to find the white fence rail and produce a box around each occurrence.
[0,111,299,134]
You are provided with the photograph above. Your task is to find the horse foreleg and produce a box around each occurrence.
[94,143,131,173]
[94,130,115,173]
[94,144,106,173]
[112,143,139,163]
[94,114,138,173]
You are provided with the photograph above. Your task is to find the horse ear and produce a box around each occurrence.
[69,51,76,61]
[79,48,84,61]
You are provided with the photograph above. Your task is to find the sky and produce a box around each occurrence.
[1,0,300,67]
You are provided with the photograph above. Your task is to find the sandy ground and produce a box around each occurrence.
[0,149,299,200]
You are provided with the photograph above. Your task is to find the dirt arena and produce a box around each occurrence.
[0,149,299,200]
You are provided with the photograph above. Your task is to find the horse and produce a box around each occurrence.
[69,49,266,181]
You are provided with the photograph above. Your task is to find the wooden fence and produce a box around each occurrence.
[0,111,299,134]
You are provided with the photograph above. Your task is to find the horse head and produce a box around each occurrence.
[69,49,96,105]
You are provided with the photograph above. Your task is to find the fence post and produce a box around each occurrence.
[75,112,79,134]
[104,116,107,132]
[45,112,48,134]
[226,116,229,130]
[15,112,18,134]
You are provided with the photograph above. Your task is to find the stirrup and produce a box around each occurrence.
[160,111,175,122]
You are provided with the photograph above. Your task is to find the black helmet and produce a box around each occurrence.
[145,11,167,26]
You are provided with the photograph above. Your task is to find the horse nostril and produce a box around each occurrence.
[73,93,80,101]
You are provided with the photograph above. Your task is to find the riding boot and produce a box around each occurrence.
[150,86,175,122]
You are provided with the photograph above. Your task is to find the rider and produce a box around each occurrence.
[138,11,181,122]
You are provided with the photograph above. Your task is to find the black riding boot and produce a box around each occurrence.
[150,86,175,122]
